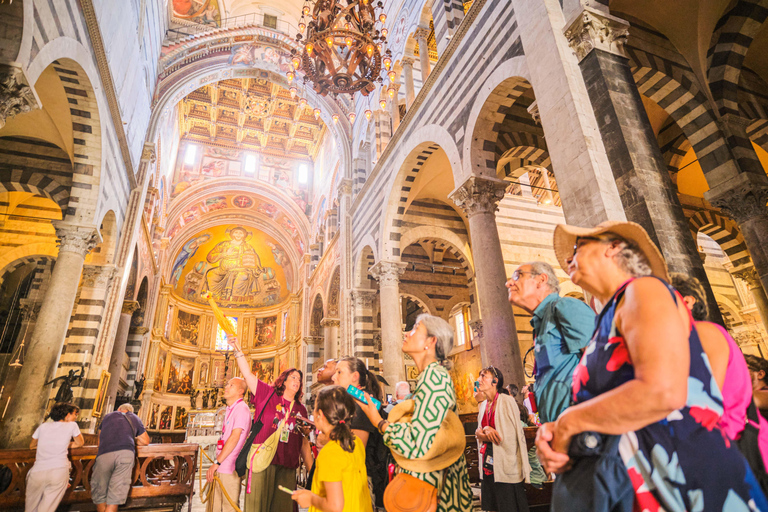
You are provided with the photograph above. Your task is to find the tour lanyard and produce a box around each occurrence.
[217,398,244,450]
[279,400,296,443]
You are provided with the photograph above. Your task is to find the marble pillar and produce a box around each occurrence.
[388,85,401,132]
[321,318,340,360]
[337,178,353,356]
[402,58,416,109]
[415,27,431,82]
[565,7,723,324]
[0,222,99,448]
[369,261,407,388]
[451,176,525,386]
[105,301,141,412]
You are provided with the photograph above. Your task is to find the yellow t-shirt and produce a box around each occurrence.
[310,437,373,512]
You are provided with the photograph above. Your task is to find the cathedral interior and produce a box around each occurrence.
[1,0,768,458]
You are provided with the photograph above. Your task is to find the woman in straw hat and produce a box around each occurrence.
[536,221,768,511]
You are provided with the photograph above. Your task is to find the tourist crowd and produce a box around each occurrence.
[26,220,768,512]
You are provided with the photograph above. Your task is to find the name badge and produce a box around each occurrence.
[279,427,290,443]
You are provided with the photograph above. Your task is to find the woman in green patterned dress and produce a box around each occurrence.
[359,314,473,512]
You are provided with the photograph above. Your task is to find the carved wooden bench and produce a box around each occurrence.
[0,443,198,512]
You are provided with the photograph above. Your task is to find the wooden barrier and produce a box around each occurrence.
[0,444,197,512]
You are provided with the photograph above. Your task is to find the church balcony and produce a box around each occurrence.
[0,444,198,511]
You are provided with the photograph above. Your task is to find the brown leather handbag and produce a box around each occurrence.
[383,472,438,512]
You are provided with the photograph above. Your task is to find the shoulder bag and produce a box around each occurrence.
[737,400,768,495]
[235,387,276,478]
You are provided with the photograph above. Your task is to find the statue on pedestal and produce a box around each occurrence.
[45,367,84,404]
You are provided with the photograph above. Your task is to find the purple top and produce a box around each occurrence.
[97,411,146,457]
[708,322,768,468]
[250,379,307,469]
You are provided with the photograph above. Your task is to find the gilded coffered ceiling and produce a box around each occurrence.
[180,78,326,158]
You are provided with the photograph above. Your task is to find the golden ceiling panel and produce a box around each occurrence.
[180,78,326,158]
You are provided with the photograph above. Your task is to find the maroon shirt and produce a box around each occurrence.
[250,380,307,469]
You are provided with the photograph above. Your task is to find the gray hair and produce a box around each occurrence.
[415,313,454,370]
[602,234,652,277]
[394,381,410,399]
[523,261,560,294]
[118,403,134,413]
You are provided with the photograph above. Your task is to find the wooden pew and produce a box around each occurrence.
[0,444,198,512]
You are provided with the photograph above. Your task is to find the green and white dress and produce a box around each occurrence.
[383,362,473,512]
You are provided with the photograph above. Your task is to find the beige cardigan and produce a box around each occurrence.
[476,393,532,484]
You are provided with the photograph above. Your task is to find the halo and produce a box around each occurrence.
[226,225,253,241]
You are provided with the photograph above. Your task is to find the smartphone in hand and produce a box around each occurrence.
[346,384,382,410]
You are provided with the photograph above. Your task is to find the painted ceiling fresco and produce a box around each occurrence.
[179,77,325,157]
[166,193,306,255]
[171,224,293,308]
[172,0,222,25]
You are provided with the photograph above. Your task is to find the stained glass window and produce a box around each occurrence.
[215,318,237,351]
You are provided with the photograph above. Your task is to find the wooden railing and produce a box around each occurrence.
[0,444,197,511]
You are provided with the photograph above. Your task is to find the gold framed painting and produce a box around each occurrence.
[92,370,111,418]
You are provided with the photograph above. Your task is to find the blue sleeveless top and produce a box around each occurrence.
[572,277,768,511]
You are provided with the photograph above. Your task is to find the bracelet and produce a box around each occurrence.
[234,352,244,358]
[377,419,389,434]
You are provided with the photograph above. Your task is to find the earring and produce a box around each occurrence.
[424,346,429,351]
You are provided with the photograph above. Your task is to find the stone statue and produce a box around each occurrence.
[202,389,210,409]
[133,374,145,400]
[45,367,84,404]
[190,388,199,409]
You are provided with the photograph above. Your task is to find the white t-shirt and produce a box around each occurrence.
[30,421,81,473]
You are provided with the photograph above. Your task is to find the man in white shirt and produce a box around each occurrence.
[384,381,410,413]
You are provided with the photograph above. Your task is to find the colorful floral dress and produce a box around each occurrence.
[383,362,473,512]
[572,277,768,512]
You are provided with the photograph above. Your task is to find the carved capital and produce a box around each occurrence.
[351,288,377,309]
[122,300,141,315]
[369,261,407,287]
[141,142,157,164]
[132,326,150,335]
[469,319,483,339]
[707,176,768,224]
[54,222,100,258]
[0,64,39,130]
[450,175,508,217]
[320,317,340,327]
[401,56,415,67]
[733,267,761,289]
[414,27,430,42]
[564,8,630,63]
[337,178,353,197]
[19,298,42,322]
[527,100,541,125]
[81,264,117,288]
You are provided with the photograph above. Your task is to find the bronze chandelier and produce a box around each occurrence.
[293,0,393,97]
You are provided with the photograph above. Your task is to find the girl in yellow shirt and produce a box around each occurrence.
[292,386,373,512]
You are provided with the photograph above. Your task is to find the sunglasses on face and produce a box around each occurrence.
[572,236,603,258]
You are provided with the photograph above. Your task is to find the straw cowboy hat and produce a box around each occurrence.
[553,221,669,282]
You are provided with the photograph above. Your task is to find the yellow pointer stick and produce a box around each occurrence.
[201,291,237,336]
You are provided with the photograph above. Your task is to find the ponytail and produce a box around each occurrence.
[340,356,384,403]
[316,386,357,453]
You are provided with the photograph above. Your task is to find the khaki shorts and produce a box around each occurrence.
[90,450,135,505]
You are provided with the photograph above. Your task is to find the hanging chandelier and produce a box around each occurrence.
[293,0,393,97]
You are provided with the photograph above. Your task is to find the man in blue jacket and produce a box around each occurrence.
[506,261,595,423]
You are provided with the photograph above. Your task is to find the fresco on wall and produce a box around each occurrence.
[171,225,290,308]
[253,316,277,347]
[154,348,167,391]
[159,406,173,429]
[172,0,221,26]
[276,351,289,375]
[229,43,293,74]
[167,355,195,394]
[449,348,483,415]
[251,358,275,383]
[174,310,200,345]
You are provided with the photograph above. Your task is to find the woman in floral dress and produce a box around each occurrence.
[360,314,473,512]
[537,221,768,511]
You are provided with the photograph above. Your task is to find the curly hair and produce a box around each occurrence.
[48,402,79,422]
[745,355,768,386]
[670,273,709,321]
[272,368,304,402]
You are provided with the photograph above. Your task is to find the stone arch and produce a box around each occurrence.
[398,226,474,276]
[0,156,70,215]
[462,56,532,181]
[689,209,752,270]
[92,210,118,265]
[0,255,53,289]
[496,132,550,174]
[707,0,768,117]
[354,245,377,289]
[399,289,437,317]
[309,294,325,338]
[440,294,472,323]
[379,126,462,261]
[326,267,341,317]
[0,245,58,279]
[716,293,747,331]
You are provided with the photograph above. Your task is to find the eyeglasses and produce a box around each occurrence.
[511,270,538,281]
[572,236,602,258]
[481,366,501,381]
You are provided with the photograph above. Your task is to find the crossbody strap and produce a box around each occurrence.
[253,387,277,425]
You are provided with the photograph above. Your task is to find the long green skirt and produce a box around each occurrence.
[244,464,296,512]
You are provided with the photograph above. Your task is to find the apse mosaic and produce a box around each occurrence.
[251,357,275,383]
[171,224,293,308]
